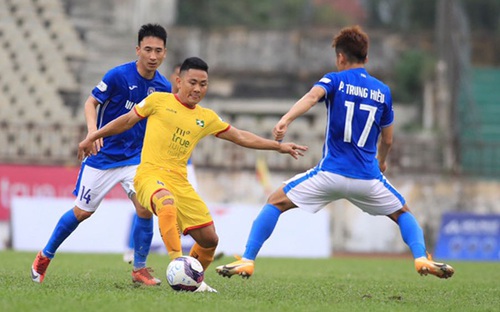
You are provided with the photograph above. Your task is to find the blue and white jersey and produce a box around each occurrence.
[314,68,393,179]
[85,61,171,170]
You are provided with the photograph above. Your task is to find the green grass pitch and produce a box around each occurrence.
[1,251,499,312]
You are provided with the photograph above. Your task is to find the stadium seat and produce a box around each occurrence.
[42,13,86,59]
[0,93,10,122]
[234,115,263,136]
[259,116,281,138]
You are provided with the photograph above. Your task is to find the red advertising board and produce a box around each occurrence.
[0,164,127,221]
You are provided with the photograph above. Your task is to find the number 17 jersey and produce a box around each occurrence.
[314,67,394,180]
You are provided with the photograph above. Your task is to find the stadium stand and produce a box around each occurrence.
[0,0,85,164]
[2,0,480,175]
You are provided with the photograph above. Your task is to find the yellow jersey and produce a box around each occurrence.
[133,92,229,176]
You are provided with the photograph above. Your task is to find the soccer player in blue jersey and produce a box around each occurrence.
[31,24,171,285]
[217,25,455,280]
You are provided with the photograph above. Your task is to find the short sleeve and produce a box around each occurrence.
[134,92,161,118]
[204,109,230,136]
[91,68,119,104]
[380,88,394,127]
[314,72,337,102]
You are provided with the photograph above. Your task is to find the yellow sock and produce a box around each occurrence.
[157,204,182,260]
[189,243,216,271]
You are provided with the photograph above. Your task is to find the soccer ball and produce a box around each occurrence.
[166,256,204,291]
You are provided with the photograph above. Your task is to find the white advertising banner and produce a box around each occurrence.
[11,197,330,258]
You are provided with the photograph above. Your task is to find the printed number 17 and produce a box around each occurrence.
[343,101,377,148]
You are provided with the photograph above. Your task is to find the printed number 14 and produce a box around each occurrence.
[79,185,92,204]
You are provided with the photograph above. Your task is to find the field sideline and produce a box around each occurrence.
[1,251,498,312]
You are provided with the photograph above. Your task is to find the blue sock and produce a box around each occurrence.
[43,209,80,259]
[398,212,426,258]
[127,214,137,250]
[133,216,153,269]
[243,204,282,260]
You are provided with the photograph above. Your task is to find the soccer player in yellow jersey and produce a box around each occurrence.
[78,56,308,292]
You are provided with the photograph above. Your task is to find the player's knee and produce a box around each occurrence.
[206,235,218,248]
[131,196,152,218]
[136,207,153,219]
[390,206,411,223]
[267,191,292,212]
[153,193,175,214]
[200,233,219,248]
[159,194,175,206]
[72,206,93,222]
[188,227,219,248]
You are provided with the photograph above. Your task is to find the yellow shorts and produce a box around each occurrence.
[134,167,213,234]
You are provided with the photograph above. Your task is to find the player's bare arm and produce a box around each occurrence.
[377,124,394,173]
[274,86,325,141]
[78,109,142,160]
[84,96,104,152]
[217,126,308,159]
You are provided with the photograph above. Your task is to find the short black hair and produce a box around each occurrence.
[138,23,167,46]
[179,57,209,73]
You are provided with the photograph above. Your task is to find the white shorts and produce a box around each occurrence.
[73,164,138,212]
[283,168,406,216]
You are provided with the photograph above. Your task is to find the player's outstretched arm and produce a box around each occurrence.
[273,86,324,141]
[217,127,308,159]
[78,109,142,161]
